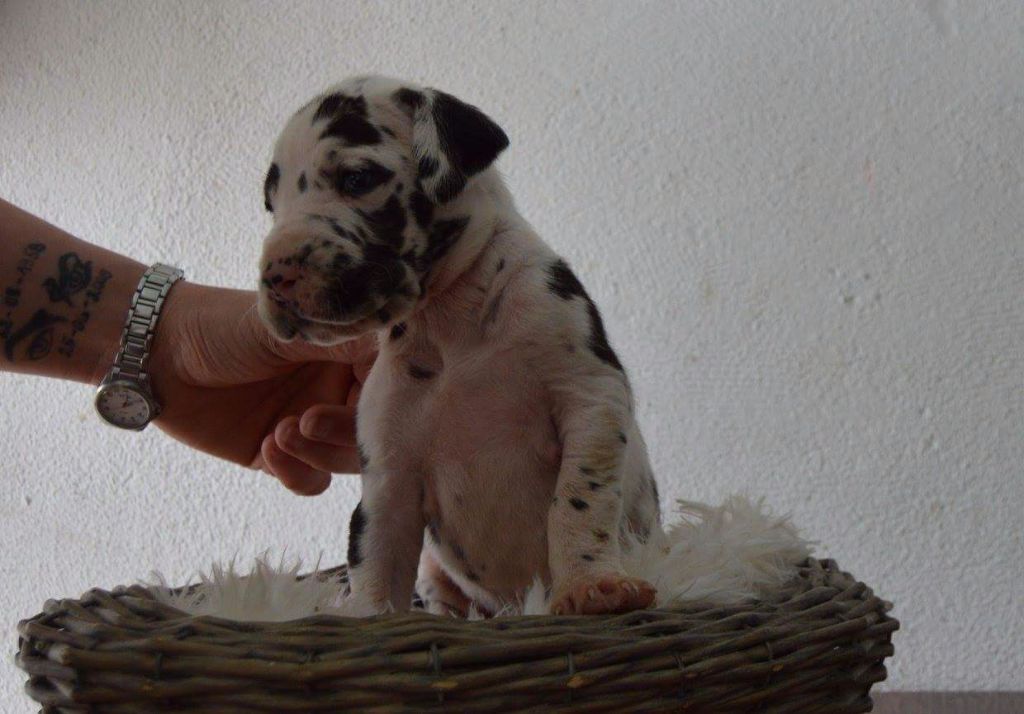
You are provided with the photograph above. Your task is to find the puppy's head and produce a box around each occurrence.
[258,75,508,343]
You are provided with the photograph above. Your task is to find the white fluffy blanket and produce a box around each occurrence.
[151,496,812,621]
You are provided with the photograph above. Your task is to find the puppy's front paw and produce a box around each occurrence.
[550,575,656,615]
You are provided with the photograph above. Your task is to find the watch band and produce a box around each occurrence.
[111,263,184,382]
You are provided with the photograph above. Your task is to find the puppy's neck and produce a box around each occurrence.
[419,170,513,290]
[410,169,528,333]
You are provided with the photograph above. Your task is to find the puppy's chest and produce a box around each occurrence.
[376,330,559,471]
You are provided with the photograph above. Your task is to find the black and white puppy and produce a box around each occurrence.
[258,75,661,616]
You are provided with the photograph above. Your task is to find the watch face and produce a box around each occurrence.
[96,383,153,429]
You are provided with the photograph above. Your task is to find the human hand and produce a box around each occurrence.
[147,281,376,495]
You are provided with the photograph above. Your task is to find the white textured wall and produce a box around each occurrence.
[1,1,1022,705]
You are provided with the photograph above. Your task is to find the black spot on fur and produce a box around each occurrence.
[466,569,481,582]
[376,308,391,324]
[347,502,366,568]
[547,259,587,300]
[323,271,371,318]
[418,155,439,179]
[297,172,307,193]
[381,126,396,138]
[263,163,280,212]
[585,300,624,371]
[358,193,406,250]
[452,542,468,562]
[410,190,433,229]
[357,443,369,471]
[569,497,589,511]
[618,431,628,444]
[593,529,610,543]
[295,243,315,266]
[496,258,505,273]
[393,88,425,112]
[321,113,381,146]
[581,554,595,562]
[390,322,407,340]
[431,172,467,204]
[314,93,367,122]
[422,216,470,265]
[546,259,624,372]
[310,214,357,243]
[409,364,435,380]
[588,481,602,491]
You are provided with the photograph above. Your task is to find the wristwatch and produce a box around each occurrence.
[94,263,184,430]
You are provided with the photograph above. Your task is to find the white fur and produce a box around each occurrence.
[152,495,811,619]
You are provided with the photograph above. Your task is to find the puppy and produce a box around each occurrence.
[258,75,662,616]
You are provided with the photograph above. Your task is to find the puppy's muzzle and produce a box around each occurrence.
[259,228,418,340]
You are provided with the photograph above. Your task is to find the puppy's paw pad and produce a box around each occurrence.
[550,575,656,615]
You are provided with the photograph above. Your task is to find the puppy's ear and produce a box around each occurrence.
[393,87,509,204]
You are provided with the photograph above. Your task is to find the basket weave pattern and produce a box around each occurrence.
[16,558,896,713]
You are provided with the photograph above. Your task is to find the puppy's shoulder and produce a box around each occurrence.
[483,235,627,378]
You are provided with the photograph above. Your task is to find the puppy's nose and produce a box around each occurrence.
[261,263,303,302]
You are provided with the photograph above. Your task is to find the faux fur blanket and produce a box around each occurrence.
[151,495,812,620]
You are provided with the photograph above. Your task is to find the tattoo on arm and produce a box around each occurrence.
[43,252,93,306]
[3,309,66,361]
[0,242,47,347]
[2,244,113,363]
[57,268,112,358]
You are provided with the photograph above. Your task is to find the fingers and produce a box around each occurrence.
[276,416,360,474]
[298,405,357,447]
[259,405,362,495]
[260,431,332,496]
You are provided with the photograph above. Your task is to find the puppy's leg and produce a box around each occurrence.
[536,258,658,614]
[417,551,476,617]
[345,469,424,613]
[547,398,656,615]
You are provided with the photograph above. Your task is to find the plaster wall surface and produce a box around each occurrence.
[1,1,1022,706]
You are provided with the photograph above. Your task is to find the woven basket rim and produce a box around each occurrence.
[16,557,899,713]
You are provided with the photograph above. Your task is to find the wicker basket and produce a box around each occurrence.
[16,558,896,713]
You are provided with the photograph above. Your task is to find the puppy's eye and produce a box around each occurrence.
[338,167,385,196]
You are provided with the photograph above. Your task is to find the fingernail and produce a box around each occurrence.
[310,417,333,440]
[280,423,300,449]
[297,473,331,496]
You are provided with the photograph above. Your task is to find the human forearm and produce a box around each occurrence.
[0,198,368,492]
[0,198,145,384]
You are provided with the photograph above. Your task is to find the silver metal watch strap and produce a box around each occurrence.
[111,263,184,381]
